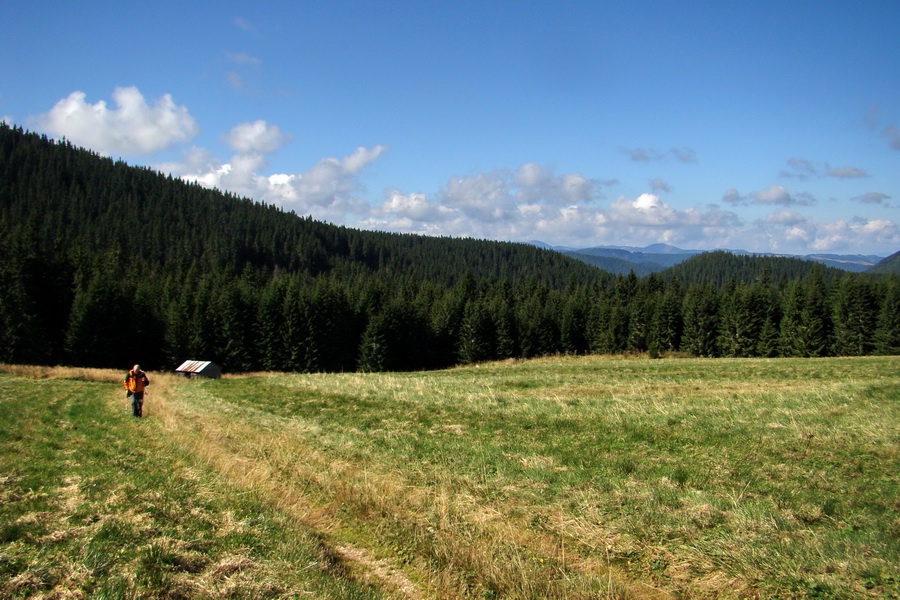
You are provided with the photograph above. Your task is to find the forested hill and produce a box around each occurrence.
[661,251,843,288]
[869,250,900,275]
[2,123,899,372]
[0,124,603,289]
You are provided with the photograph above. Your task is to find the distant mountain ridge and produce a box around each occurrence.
[529,241,887,275]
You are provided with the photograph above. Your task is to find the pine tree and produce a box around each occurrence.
[256,278,288,371]
[650,282,683,353]
[213,282,256,372]
[64,272,135,368]
[281,281,317,372]
[797,267,831,357]
[682,284,719,357]
[874,277,900,355]
[357,315,387,372]
[718,284,764,357]
[0,252,33,363]
[831,275,877,356]
[559,291,589,355]
[780,279,804,357]
[457,299,494,365]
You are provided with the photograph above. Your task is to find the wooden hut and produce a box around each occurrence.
[175,360,222,379]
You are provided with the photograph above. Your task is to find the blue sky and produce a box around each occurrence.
[4,1,899,255]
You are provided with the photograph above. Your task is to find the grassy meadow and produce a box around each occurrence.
[0,356,897,599]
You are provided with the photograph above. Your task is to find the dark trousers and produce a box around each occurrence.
[130,392,144,417]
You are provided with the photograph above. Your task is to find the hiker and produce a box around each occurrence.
[124,364,150,417]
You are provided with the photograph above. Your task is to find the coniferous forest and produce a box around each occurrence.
[1,123,899,372]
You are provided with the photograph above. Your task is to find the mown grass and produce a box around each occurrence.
[0,366,381,599]
[1,356,898,599]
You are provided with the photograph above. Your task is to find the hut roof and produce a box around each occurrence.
[175,360,216,373]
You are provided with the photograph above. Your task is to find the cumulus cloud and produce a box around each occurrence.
[224,120,288,153]
[176,135,387,221]
[512,163,597,206]
[398,164,604,227]
[166,134,897,253]
[753,212,900,253]
[34,87,198,155]
[438,171,518,222]
[369,173,745,248]
[753,185,795,206]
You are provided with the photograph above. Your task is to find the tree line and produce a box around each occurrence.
[1,123,898,372]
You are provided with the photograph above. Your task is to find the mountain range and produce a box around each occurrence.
[529,241,887,276]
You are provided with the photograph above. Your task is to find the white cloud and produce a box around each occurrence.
[439,171,517,222]
[512,163,597,206]
[763,210,808,226]
[810,219,898,252]
[376,190,453,222]
[753,185,795,206]
[753,212,900,253]
[174,130,387,222]
[368,178,744,249]
[34,87,198,155]
[224,120,288,153]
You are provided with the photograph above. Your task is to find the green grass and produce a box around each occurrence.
[1,356,898,599]
[0,370,381,599]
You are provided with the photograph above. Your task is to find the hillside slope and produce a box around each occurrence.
[661,250,843,287]
[1,124,898,372]
[868,250,900,274]
[0,124,604,290]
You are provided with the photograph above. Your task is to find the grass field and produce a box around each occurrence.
[0,356,897,599]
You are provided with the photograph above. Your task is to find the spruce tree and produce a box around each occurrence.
[874,277,900,355]
[650,281,683,353]
[831,275,877,356]
[457,299,494,365]
[65,272,135,368]
[681,283,719,357]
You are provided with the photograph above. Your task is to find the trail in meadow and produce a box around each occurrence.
[150,373,428,600]
[150,373,673,600]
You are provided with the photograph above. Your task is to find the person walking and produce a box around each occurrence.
[124,364,150,417]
